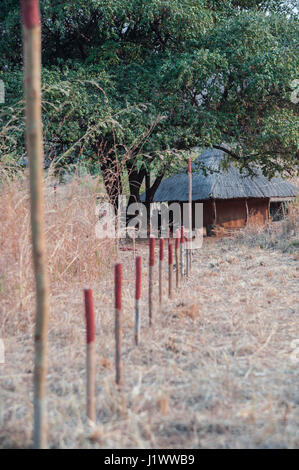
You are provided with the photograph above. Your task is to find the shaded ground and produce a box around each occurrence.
[0,233,298,448]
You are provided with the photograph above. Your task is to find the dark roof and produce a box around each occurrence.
[144,148,298,202]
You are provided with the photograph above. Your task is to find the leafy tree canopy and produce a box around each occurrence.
[0,0,298,205]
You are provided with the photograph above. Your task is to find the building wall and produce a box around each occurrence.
[247,198,269,226]
[191,198,269,230]
[215,199,247,228]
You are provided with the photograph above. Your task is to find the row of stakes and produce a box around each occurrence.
[83,225,192,423]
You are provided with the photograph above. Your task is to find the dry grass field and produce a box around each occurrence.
[0,172,298,448]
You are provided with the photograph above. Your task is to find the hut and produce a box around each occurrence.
[148,148,298,233]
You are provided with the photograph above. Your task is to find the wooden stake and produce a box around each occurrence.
[245,198,249,225]
[53,185,57,208]
[115,263,122,385]
[188,157,192,272]
[212,199,217,225]
[185,237,189,277]
[21,0,50,449]
[159,238,164,305]
[133,232,136,258]
[84,289,95,422]
[149,237,155,326]
[180,225,184,277]
[135,256,141,345]
[168,243,173,299]
[175,229,180,289]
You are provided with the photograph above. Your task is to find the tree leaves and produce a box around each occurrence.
[0,0,298,189]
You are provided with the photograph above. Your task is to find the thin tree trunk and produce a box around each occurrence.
[144,169,166,235]
[145,172,151,233]
[126,162,146,206]
[21,0,50,449]
[99,151,123,214]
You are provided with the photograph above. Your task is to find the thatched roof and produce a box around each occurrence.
[145,148,298,202]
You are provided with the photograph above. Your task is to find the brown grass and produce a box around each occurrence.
[235,202,299,253]
[0,173,298,448]
[0,169,115,336]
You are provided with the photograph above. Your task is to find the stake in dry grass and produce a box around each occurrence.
[180,226,184,277]
[159,239,164,305]
[21,0,50,449]
[84,289,95,422]
[188,157,192,273]
[186,237,189,277]
[149,237,155,327]
[134,256,142,346]
[114,263,122,386]
[175,230,180,288]
[168,243,173,299]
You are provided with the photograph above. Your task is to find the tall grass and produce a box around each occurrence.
[0,167,115,336]
[235,202,299,253]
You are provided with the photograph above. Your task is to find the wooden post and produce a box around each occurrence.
[267,198,271,224]
[53,185,57,208]
[168,243,173,299]
[180,225,184,277]
[135,256,142,345]
[245,199,249,225]
[21,0,50,449]
[84,289,95,422]
[132,229,136,258]
[212,199,217,225]
[188,157,192,272]
[159,238,164,305]
[115,263,122,385]
[175,229,180,288]
[149,237,155,327]
[282,200,286,219]
[185,237,189,277]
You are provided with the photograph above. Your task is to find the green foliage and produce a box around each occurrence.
[0,0,298,199]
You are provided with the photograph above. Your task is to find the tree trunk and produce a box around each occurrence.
[126,161,146,206]
[144,169,166,235]
[145,171,151,232]
[98,149,122,214]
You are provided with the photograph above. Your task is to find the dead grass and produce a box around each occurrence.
[235,202,299,253]
[0,174,298,448]
[0,168,115,337]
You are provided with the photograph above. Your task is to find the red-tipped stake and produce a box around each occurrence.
[159,238,164,305]
[149,237,155,326]
[168,243,173,298]
[135,257,142,345]
[188,157,192,272]
[175,230,180,288]
[115,264,122,385]
[84,289,95,422]
[180,226,185,277]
